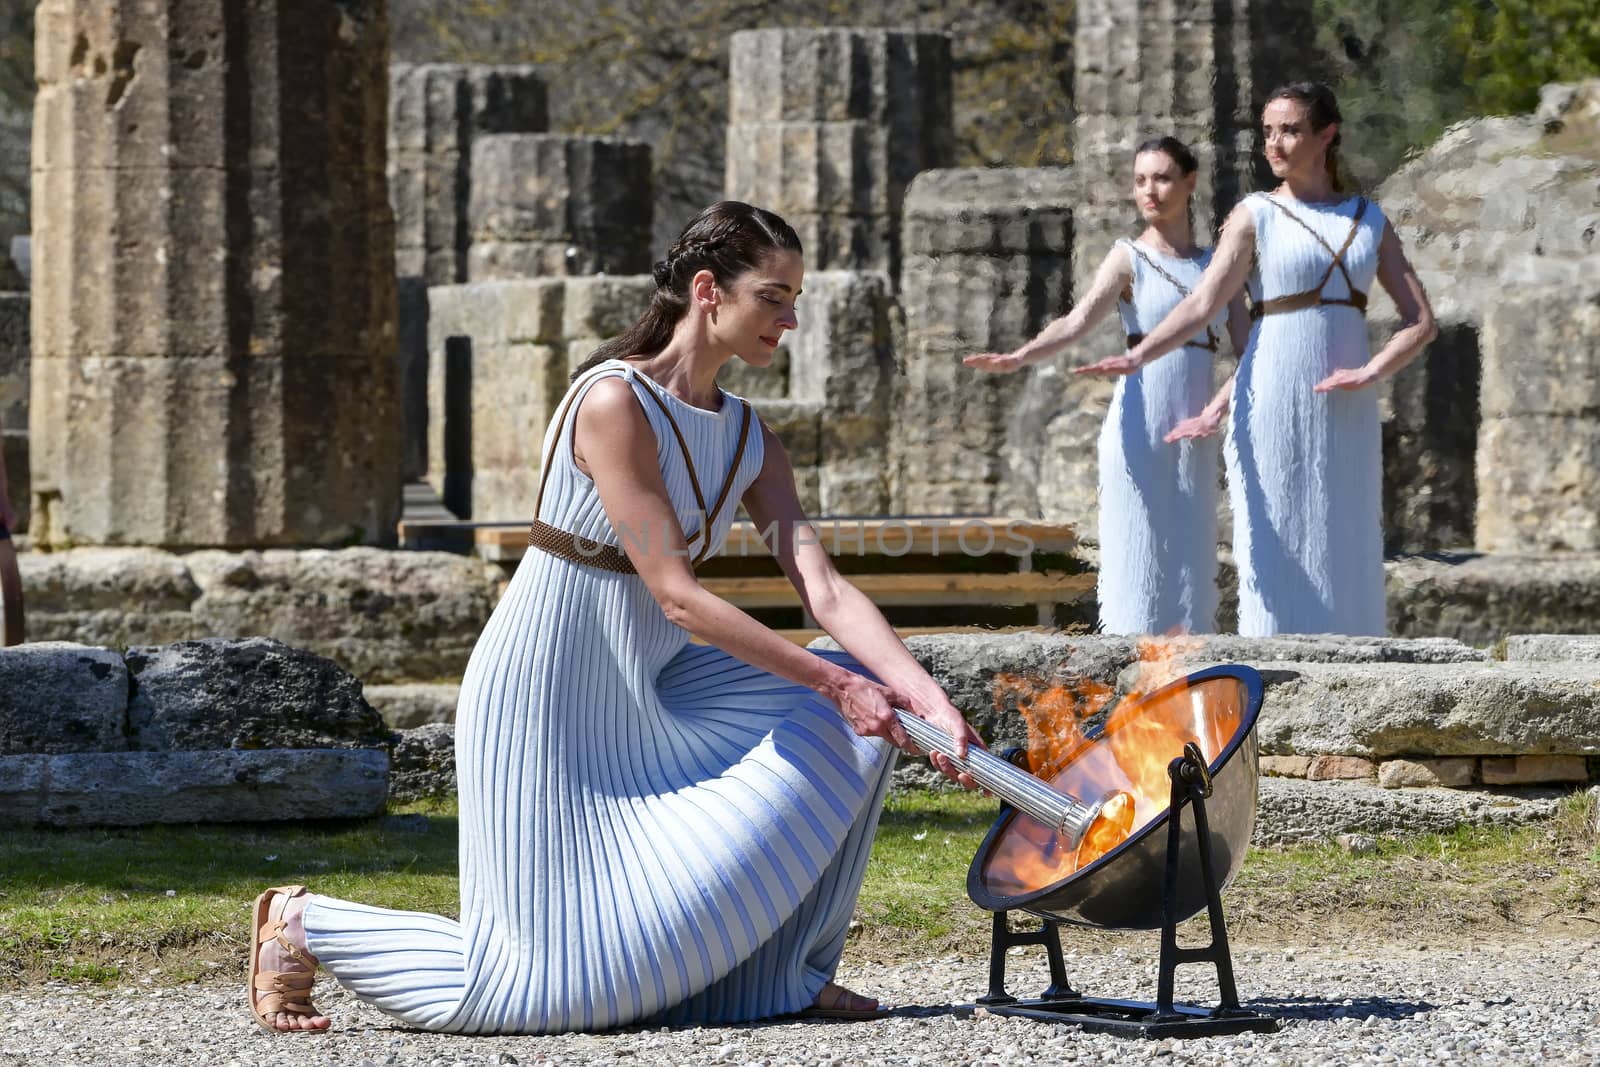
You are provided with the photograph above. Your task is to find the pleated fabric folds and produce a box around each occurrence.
[302,361,896,1033]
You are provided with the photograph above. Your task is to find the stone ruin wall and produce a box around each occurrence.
[6,6,1595,565]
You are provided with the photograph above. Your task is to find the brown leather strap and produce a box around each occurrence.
[533,362,621,521]
[0,530,22,647]
[1253,196,1370,320]
[528,520,640,574]
[1122,242,1221,353]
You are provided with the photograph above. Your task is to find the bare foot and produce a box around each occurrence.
[250,888,331,1032]
[813,981,882,1015]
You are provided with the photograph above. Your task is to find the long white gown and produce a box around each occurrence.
[1226,193,1388,636]
[299,360,897,1033]
[1096,238,1228,635]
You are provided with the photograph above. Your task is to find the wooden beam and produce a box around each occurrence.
[699,571,1094,609]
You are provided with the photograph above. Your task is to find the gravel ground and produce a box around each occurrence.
[4,934,1597,1066]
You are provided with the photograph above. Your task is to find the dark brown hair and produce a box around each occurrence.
[1265,82,1347,192]
[1133,135,1200,238]
[572,200,803,380]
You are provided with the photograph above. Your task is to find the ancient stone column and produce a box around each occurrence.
[725,29,953,277]
[388,63,548,285]
[30,0,401,548]
[467,134,653,280]
[894,169,1074,515]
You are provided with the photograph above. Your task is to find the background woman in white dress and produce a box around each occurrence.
[246,201,984,1034]
[967,137,1250,635]
[1078,84,1439,636]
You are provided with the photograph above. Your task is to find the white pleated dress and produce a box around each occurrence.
[301,360,897,1034]
[1096,239,1228,635]
[1226,193,1387,636]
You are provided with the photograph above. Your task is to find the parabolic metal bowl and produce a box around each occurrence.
[966,664,1263,930]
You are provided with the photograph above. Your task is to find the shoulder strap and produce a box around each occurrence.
[1262,195,1368,299]
[533,362,628,522]
[1126,243,1194,298]
[693,400,754,564]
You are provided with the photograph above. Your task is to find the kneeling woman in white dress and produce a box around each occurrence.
[967,136,1250,635]
[245,201,984,1034]
[1077,84,1439,636]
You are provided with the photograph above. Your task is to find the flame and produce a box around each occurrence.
[981,637,1243,897]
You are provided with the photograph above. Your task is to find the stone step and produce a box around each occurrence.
[365,683,460,729]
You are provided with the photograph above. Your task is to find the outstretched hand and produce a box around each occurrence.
[1073,353,1144,378]
[1165,409,1225,443]
[963,352,1026,374]
[1313,366,1379,392]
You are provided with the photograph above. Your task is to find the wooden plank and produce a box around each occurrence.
[472,516,1077,563]
[699,571,1094,609]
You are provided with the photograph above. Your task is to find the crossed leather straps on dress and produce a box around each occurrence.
[528,366,753,575]
[1120,242,1220,352]
[1249,196,1369,320]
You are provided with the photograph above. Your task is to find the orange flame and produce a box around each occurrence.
[982,636,1240,896]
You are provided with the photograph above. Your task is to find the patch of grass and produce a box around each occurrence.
[0,789,1595,989]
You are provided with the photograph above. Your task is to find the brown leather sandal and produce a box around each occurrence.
[248,884,327,1033]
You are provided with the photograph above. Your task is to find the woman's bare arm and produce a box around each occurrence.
[965,244,1131,373]
[575,380,977,777]
[1314,220,1438,392]
[1166,290,1251,442]
[1076,204,1257,378]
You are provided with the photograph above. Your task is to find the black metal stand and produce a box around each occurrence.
[974,744,1279,1038]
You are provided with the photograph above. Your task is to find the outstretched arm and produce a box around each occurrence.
[1314,220,1438,392]
[1076,203,1256,378]
[742,424,984,785]
[965,244,1131,373]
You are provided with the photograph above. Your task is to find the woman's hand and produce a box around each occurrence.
[1165,408,1225,442]
[823,674,985,791]
[895,689,986,791]
[964,351,1028,374]
[1313,364,1380,392]
[1073,353,1144,378]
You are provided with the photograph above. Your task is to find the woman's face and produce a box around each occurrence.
[1131,151,1195,226]
[1261,97,1335,181]
[710,249,803,367]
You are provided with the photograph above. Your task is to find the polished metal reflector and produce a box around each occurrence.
[967,664,1262,929]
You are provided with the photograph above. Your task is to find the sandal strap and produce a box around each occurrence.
[253,969,319,1017]
[254,968,315,993]
[254,990,319,1017]
[257,917,316,966]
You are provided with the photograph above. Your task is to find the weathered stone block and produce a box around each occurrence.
[0,643,127,755]
[1480,754,1590,786]
[389,64,549,285]
[124,637,389,752]
[561,276,655,343]
[1387,554,1600,645]
[1260,755,1311,778]
[1378,758,1476,789]
[1307,755,1377,781]
[1255,776,1560,846]
[389,722,457,802]
[1,749,389,826]
[1481,288,1600,419]
[725,122,890,217]
[1504,635,1600,662]
[365,683,460,730]
[1476,416,1600,552]
[31,0,401,549]
[468,135,652,279]
[397,276,430,482]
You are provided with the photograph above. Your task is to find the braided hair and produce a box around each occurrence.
[1265,82,1348,193]
[573,201,803,379]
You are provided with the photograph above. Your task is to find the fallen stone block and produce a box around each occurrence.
[366,683,460,730]
[1378,758,1477,789]
[390,723,457,802]
[1387,553,1600,644]
[0,643,128,754]
[1480,755,1591,786]
[0,749,389,827]
[125,637,390,751]
[1254,777,1564,846]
